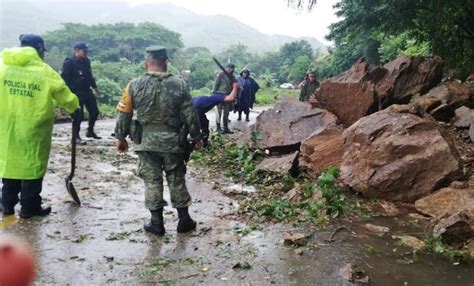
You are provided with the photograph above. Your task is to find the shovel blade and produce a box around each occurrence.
[65,178,81,206]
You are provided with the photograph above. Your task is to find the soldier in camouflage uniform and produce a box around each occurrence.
[214,63,235,134]
[115,46,202,236]
[299,70,320,102]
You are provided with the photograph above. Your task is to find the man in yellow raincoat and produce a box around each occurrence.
[0,34,79,219]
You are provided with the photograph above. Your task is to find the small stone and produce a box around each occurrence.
[392,235,425,250]
[283,232,309,246]
[339,263,370,284]
[311,189,323,201]
[293,248,304,255]
[363,223,390,234]
[378,201,401,216]
[285,186,302,204]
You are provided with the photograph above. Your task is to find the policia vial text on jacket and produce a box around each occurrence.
[0,34,79,219]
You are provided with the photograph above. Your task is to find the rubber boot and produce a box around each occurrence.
[3,206,14,216]
[76,137,87,145]
[245,113,250,122]
[86,129,102,139]
[20,206,51,219]
[237,111,242,121]
[1,193,16,216]
[177,207,196,233]
[144,208,165,236]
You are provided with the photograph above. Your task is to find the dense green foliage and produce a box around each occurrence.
[43,22,183,63]
[43,22,185,105]
[288,0,474,78]
[42,22,319,106]
[183,39,319,90]
[253,40,317,83]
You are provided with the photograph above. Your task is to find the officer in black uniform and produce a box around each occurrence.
[61,42,101,145]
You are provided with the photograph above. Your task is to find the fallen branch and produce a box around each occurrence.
[180,273,200,279]
[325,226,349,243]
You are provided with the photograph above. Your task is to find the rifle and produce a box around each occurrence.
[212,57,236,84]
[213,57,239,112]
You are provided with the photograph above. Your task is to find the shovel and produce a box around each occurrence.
[65,115,81,205]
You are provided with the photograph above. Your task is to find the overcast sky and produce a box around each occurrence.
[130,0,340,45]
[1,0,340,45]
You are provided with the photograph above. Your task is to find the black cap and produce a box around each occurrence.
[145,46,168,60]
[74,42,89,50]
[226,63,235,69]
[19,34,47,51]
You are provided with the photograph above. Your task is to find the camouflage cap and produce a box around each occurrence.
[145,46,168,60]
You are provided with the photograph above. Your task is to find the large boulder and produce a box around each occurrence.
[433,212,474,246]
[238,97,338,151]
[314,56,443,127]
[341,105,463,202]
[315,58,384,126]
[256,151,299,175]
[415,186,474,220]
[299,126,345,178]
[415,186,474,246]
[411,82,473,122]
[315,81,377,127]
[376,56,443,105]
[453,106,474,129]
[329,57,386,83]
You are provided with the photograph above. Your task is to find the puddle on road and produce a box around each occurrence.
[0,215,18,229]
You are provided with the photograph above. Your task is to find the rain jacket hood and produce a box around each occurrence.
[2,47,41,66]
[0,47,79,179]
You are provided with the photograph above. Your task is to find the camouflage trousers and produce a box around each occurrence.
[215,102,231,126]
[137,151,191,210]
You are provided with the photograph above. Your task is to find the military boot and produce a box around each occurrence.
[222,122,234,134]
[144,208,165,236]
[216,123,223,133]
[177,207,196,233]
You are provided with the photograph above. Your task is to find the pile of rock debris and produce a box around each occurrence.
[239,55,474,247]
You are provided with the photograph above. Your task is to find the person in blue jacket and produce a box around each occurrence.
[192,82,239,147]
[236,68,260,122]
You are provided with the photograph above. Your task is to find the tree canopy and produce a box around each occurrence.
[289,0,474,78]
[43,22,183,63]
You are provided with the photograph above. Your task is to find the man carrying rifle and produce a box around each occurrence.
[213,63,235,134]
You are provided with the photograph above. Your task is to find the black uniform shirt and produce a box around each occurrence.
[61,55,97,94]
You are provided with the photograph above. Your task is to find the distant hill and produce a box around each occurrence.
[0,2,326,53]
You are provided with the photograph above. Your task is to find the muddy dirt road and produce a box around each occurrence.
[1,111,473,285]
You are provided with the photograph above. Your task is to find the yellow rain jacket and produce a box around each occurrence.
[0,47,79,179]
